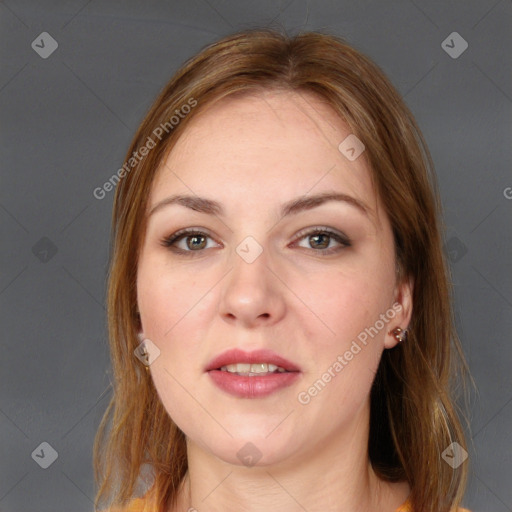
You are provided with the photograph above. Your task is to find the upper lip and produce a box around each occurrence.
[206,348,301,372]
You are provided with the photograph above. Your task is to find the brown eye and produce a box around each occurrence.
[308,233,331,249]
[294,227,351,254]
[185,234,207,250]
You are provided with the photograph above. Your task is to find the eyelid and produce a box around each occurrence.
[160,227,222,251]
[291,225,351,248]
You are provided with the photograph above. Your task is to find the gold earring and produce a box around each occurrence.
[137,333,150,372]
[389,327,408,343]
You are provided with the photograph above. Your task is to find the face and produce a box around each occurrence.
[136,90,412,467]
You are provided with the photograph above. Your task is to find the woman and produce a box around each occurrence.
[94,29,471,512]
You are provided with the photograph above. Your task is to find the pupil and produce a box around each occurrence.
[311,233,329,249]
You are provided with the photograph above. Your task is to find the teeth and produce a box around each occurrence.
[219,362,288,375]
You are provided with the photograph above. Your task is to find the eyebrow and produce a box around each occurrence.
[148,191,370,219]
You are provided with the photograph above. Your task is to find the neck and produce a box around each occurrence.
[170,403,409,512]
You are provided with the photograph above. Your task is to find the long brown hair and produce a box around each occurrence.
[93,28,469,512]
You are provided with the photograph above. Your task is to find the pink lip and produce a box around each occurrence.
[206,349,301,399]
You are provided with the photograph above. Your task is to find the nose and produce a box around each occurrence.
[218,243,286,328]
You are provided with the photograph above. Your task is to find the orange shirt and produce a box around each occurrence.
[107,496,145,512]
[396,502,470,512]
[113,496,471,512]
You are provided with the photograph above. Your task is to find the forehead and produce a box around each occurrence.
[182,89,347,145]
[150,89,379,219]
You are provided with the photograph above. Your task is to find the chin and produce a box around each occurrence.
[192,426,299,468]
[213,441,292,468]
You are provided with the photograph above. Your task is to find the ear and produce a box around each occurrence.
[384,276,414,349]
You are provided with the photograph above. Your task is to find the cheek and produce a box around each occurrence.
[136,255,219,379]
[297,273,387,417]
[308,259,395,394]
[293,261,395,414]
[137,261,210,429]
[137,254,203,341]
[297,265,392,349]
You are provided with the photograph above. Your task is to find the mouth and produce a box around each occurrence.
[206,348,300,373]
[218,362,290,376]
[206,349,301,398]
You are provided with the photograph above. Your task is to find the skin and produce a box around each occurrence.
[136,89,413,512]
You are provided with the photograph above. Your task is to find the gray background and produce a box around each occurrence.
[1,1,511,511]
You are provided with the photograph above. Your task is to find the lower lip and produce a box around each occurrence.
[208,370,301,398]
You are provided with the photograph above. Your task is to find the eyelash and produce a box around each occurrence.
[161,226,351,256]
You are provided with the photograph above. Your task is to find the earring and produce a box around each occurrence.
[389,327,408,343]
[137,332,150,372]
